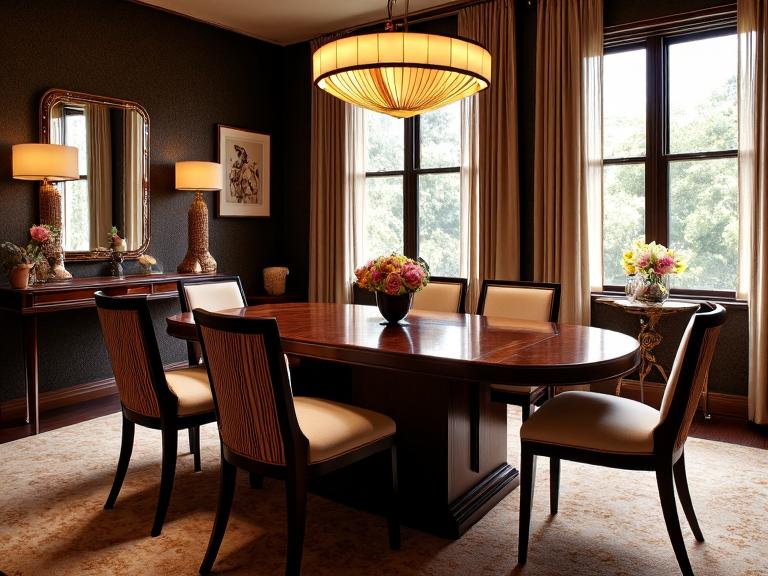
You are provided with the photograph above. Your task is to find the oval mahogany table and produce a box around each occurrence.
[167,303,640,538]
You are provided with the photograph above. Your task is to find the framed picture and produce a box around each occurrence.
[217,125,270,217]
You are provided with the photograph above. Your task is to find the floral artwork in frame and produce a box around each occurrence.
[217,125,270,217]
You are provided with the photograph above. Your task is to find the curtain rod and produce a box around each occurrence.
[312,0,502,43]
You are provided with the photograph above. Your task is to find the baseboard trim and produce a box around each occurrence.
[0,361,189,426]
[618,379,747,419]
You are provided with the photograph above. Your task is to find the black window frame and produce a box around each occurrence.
[364,113,461,260]
[603,7,738,299]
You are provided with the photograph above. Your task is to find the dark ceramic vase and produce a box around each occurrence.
[376,292,413,324]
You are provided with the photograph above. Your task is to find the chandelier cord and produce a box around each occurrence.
[385,0,409,32]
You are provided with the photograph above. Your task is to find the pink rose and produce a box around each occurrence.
[29,225,50,244]
[653,255,675,275]
[371,269,384,283]
[635,253,651,269]
[401,263,424,289]
[384,272,402,295]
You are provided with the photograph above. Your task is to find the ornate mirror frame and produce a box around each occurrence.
[40,88,150,261]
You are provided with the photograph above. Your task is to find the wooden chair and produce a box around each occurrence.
[94,291,215,536]
[477,280,561,420]
[177,275,247,365]
[518,303,726,576]
[411,276,467,313]
[351,282,377,306]
[194,309,400,576]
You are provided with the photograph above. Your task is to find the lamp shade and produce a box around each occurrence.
[312,32,492,118]
[12,143,79,181]
[175,161,223,191]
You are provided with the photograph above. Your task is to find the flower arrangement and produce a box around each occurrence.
[138,254,158,274]
[0,224,58,272]
[622,240,686,303]
[108,226,126,252]
[354,253,430,296]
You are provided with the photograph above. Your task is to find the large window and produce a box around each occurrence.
[363,101,462,277]
[603,26,738,294]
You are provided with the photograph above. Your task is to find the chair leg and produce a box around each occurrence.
[249,472,263,488]
[673,453,704,542]
[104,414,135,509]
[285,469,308,576]
[656,464,695,576]
[199,455,237,575]
[518,444,537,565]
[387,446,401,550]
[522,402,533,421]
[189,426,201,472]
[151,427,178,537]
[549,457,560,515]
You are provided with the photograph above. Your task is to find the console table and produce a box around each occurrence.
[0,272,216,434]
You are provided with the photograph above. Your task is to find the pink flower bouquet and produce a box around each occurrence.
[354,253,430,296]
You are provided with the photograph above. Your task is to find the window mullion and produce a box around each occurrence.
[646,35,668,245]
[404,117,418,258]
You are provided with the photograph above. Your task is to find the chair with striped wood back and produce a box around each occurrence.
[95,291,215,537]
[477,279,561,421]
[194,309,400,576]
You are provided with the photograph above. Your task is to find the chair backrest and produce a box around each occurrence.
[411,277,468,313]
[177,276,246,313]
[194,309,305,467]
[351,282,377,306]
[477,280,561,322]
[95,291,172,419]
[655,302,726,454]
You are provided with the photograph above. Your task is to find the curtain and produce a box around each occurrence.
[123,111,144,250]
[309,37,365,303]
[738,0,768,424]
[458,0,519,312]
[533,0,603,325]
[86,104,112,249]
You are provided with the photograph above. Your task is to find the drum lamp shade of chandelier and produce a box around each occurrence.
[312,0,492,118]
[176,161,222,274]
[12,143,80,280]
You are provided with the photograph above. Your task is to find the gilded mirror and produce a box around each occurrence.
[40,89,150,260]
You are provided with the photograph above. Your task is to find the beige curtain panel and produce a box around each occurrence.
[458,0,520,313]
[533,0,603,326]
[86,103,113,249]
[738,0,768,424]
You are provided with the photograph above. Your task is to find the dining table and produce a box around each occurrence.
[167,302,640,538]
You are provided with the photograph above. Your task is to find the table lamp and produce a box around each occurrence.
[176,161,221,273]
[12,143,80,280]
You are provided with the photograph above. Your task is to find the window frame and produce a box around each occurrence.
[364,113,461,261]
[603,9,738,298]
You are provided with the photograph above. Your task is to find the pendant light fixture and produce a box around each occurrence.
[312,0,492,118]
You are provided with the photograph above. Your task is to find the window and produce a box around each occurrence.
[60,105,89,251]
[363,101,462,277]
[603,25,738,295]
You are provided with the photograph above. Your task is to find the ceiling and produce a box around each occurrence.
[135,0,469,46]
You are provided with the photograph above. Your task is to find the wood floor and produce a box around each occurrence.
[1,393,766,448]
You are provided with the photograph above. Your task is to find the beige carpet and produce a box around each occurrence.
[1,407,766,576]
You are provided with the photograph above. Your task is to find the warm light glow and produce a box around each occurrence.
[313,32,492,118]
[175,161,223,191]
[12,143,79,181]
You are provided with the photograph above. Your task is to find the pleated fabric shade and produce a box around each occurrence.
[312,32,492,118]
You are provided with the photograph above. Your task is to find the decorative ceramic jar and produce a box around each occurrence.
[8,263,33,289]
[263,266,289,295]
[376,292,413,324]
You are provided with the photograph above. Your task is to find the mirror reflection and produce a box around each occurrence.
[41,89,149,259]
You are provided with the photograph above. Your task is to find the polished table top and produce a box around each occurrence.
[167,303,640,385]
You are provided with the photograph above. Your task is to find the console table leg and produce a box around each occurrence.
[22,315,39,435]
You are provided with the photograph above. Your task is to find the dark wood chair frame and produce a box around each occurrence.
[518,302,726,576]
[95,291,216,537]
[177,275,247,366]
[477,279,562,420]
[194,309,400,576]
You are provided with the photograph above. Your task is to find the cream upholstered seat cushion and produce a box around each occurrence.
[412,282,463,312]
[520,391,661,455]
[294,397,396,464]
[184,281,244,312]
[165,366,214,416]
[482,286,554,321]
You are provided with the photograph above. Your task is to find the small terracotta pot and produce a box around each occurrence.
[8,263,33,289]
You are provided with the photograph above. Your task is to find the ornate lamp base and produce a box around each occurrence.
[40,180,71,281]
[178,191,217,273]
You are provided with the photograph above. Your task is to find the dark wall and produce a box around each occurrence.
[0,0,295,402]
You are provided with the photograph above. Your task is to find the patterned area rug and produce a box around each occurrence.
[1,407,766,576]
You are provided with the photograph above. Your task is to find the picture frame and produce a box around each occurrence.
[217,125,271,217]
